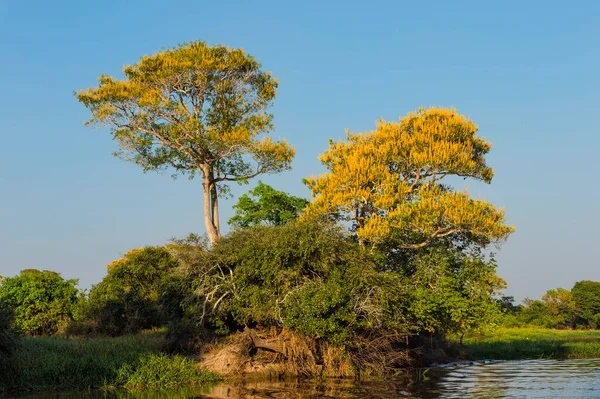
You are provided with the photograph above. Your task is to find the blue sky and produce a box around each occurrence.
[0,1,598,301]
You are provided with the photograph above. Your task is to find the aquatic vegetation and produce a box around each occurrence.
[114,353,220,390]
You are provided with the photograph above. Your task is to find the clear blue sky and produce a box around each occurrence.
[0,1,598,302]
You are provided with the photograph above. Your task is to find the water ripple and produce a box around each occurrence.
[421,358,600,399]
[6,359,600,398]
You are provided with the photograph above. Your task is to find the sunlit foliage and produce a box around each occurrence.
[228,181,308,228]
[572,281,600,327]
[77,41,295,244]
[400,244,505,338]
[76,247,182,336]
[0,270,79,335]
[305,107,514,248]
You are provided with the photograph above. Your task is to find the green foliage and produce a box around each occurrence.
[228,181,309,228]
[0,300,17,355]
[163,318,208,354]
[115,353,219,389]
[282,275,355,345]
[515,299,560,328]
[185,219,408,344]
[0,270,79,336]
[0,300,18,374]
[396,244,505,337]
[0,331,165,391]
[497,296,521,314]
[571,281,600,327]
[504,282,600,329]
[77,41,295,243]
[541,288,577,327]
[76,247,184,336]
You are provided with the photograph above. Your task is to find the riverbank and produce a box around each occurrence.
[0,328,440,393]
[462,327,600,360]
[0,331,219,392]
[6,327,600,393]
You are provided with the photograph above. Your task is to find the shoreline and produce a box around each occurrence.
[4,327,600,393]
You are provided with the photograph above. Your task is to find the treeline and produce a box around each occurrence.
[500,281,600,329]
[1,181,507,376]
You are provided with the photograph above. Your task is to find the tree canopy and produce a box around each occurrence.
[304,107,514,248]
[228,181,308,228]
[0,270,79,335]
[81,247,182,336]
[77,41,295,244]
[572,281,600,327]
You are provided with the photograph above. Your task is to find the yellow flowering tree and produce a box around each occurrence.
[305,107,513,248]
[77,41,295,244]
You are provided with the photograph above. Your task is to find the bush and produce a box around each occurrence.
[282,275,355,345]
[184,218,410,344]
[0,270,79,336]
[0,301,17,355]
[572,281,600,327]
[164,318,208,354]
[0,301,18,374]
[76,247,185,336]
[388,243,505,338]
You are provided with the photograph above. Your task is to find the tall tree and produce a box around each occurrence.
[77,41,295,244]
[304,107,514,248]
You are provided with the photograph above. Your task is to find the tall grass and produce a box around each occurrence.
[462,327,600,360]
[0,330,218,392]
[114,353,219,390]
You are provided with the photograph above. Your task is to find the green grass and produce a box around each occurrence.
[114,353,220,390]
[462,327,600,360]
[0,330,219,392]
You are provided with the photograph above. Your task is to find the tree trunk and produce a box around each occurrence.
[202,172,220,245]
[211,184,220,233]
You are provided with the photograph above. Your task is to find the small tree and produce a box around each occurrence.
[228,181,308,228]
[305,107,513,249]
[77,41,295,244]
[571,280,600,327]
[0,270,79,335]
[541,288,577,327]
[401,244,505,340]
[84,247,181,336]
[497,296,519,314]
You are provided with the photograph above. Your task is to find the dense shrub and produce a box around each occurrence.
[163,318,209,354]
[396,244,505,337]
[0,270,79,335]
[0,300,18,374]
[572,281,600,328]
[181,219,410,344]
[76,247,183,336]
[0,301,17,355]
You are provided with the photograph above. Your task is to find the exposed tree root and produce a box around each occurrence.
[198,327,431,379]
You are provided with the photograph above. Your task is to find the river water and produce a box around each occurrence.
[6,358,600,398]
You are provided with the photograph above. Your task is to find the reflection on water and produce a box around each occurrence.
[425,358,600,398]
[5,358,600,398]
